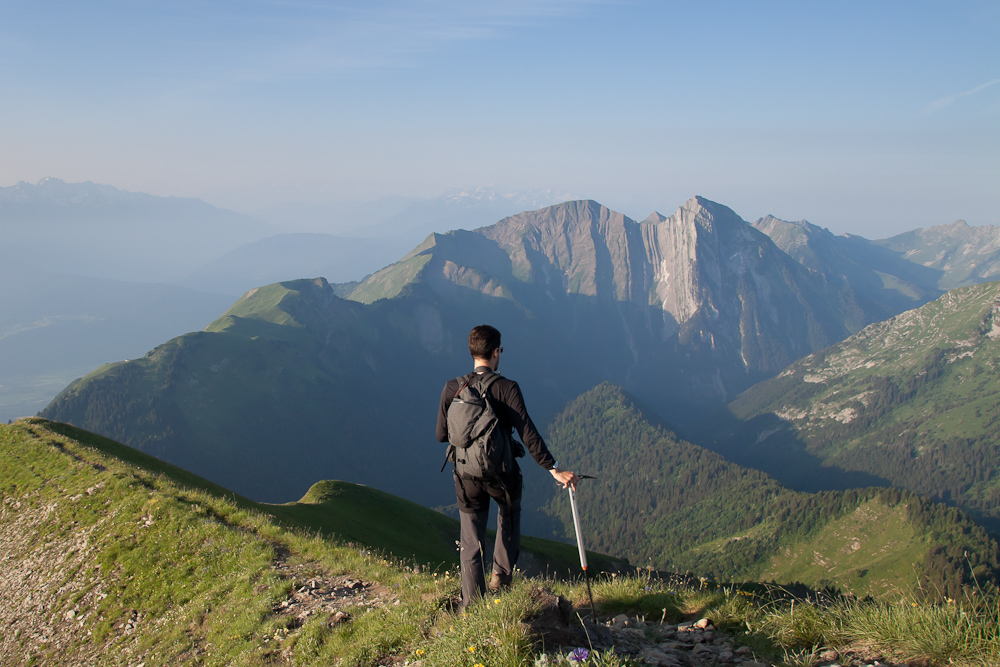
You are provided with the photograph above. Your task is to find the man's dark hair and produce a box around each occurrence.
[469,325,501,360]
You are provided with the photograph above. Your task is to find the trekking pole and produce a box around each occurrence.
[568,474,597,621]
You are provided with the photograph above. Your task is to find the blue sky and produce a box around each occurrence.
[2,0,997,236]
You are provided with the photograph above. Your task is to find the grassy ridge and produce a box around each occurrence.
[40,277,460,509]
[0,418,607,666]
[3,418,346,666]
[18,419,615,574]
[5,418,1000,666]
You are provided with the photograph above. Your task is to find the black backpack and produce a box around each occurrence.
[443,372,516,480]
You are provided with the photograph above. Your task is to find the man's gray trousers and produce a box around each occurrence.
[459,503,520,609]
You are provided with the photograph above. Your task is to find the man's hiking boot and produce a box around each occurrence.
[488,572,512,591]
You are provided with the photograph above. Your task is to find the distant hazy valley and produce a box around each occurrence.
[0,179,573,422]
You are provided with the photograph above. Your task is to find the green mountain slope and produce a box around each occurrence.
[540,384,1000,598]
[2,417,402,666]
[1,416,629,664]
[5,419,614,576]
[723,280,1000,531]
[41,277,460,508]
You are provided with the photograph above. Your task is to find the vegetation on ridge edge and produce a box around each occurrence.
[4,418,1000,666]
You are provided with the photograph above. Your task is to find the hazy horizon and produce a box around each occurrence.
[3,1,998,238]
[1,175,993,242]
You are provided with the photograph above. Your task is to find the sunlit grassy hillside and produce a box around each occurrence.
[5,418,1000,666]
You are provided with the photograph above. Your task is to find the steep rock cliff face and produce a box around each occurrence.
[640,197,870,380]
[339,197,891,404]
[473,197,869,388]
[479,200,647,303]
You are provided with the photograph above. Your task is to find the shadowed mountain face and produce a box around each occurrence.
[42,197,896,509]
[753,216,1000,312]
[639,199,874,380]
[752,216,943,314]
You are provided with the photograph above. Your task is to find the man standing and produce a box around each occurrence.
[436,324,578,610]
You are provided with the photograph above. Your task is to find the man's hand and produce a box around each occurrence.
[550,468,579,490]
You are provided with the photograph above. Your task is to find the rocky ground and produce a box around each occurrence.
[516,589,916,667]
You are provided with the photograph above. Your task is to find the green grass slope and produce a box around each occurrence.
[724,280,1000,531]
[5,419,614,573]
[6,419,1000,667]
[760,496,926,597]
[0,418,626,665]
[542,384,1000,599]
[39,277,468,510]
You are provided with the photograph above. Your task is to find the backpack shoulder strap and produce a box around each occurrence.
[452,373,474,400]
[477,373,510,437]
[475,371,502,393]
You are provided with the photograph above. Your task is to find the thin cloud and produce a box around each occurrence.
[921,77,1000,116]
[210,0,612,83]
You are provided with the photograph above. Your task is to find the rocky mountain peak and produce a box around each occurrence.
[648,196,757,246]
[639,196,767,327]
[479,199,644,301]
[752,216,838,256]
[754,215,824,234]
[349,194,883,401]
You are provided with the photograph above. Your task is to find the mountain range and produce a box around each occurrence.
[2,178,274,283]
[37,192,1000,533]
[2,180,593,421]
[12,179,1000,600]
[41,196,892,508]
